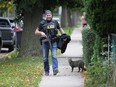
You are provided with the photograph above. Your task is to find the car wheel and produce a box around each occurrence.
[8,45,14,52]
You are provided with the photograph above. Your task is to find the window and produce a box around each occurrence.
[0,19,10,27]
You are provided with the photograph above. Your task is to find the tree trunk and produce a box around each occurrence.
[71,11,76,27]
[61,7,68,28]
[72,11,78,26]
[76,11,81,23]
[67,9,73,27]
[72,11,81,26]
[19,7,43,57]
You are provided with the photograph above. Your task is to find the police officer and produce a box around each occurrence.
[35,10,65,76]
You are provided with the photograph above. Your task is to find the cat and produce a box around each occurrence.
[68,58,86,72]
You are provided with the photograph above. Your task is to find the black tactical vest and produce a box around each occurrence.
[42,20,58,39]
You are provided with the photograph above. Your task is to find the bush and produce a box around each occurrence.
[91,34,103,62]
[85,60,114,87]
[82,27,95,66]
[83,0,116,37]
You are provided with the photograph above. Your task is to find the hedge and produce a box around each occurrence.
[82,27,95,66]
[83,0,116,37]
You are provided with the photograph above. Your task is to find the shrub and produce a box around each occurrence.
[84,60,114,87]
[91,34,103,62]
[83,0,116,37]
[82,27,95,66]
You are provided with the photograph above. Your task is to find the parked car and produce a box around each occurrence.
[9,18,23,31]
[0,17,15,52]
[0,31,2,52]
[8,18,23,49]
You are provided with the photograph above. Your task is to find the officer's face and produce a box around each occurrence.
[46,13,52,21]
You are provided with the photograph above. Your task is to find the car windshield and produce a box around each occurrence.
[0,19,11,27]
[9,19,15,26]
[9,19,14,23]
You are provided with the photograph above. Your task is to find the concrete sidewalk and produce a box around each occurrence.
[39,27,84,87]
[59,27,83,58]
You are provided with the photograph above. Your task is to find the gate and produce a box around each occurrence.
[109,34,116,85]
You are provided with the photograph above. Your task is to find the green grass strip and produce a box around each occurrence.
[0,56,43,87]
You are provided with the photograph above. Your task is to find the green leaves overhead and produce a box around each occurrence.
[59,0,83,8]
[83,0,116,37]
[43,0,58,10]
[13,0,84,19]
[14,0,42,13]
[0,0,14,11]
[13,0,83,12]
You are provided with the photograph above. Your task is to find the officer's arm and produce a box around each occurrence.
[35,27,41,35]
[35,27,46,37]
[59,28,65,34]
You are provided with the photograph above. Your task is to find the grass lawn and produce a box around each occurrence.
[58,27,73,35]
[0,56,44,87]
[63,27,73,35]
[0,26,74,87]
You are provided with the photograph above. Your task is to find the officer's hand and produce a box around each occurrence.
[40,32,46,37]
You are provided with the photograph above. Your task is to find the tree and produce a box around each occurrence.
[61,7,82,28]
[0,0,14,16]
[13,0,83,57]
[13,0,60,57]
[83,0,116,37]
[13,0,43,57]
[61,7,68,28]
[60,0,83,27]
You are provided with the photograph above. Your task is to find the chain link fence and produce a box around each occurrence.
[107,34,116,86]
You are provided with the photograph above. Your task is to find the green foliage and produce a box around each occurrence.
[43,0,59,10]
[91,34,103,61]
[57,27,73,35]
[13,0,84,19]
[85,60,114,87]
[14,0,42,12]
[83,0,116,37]
[0,56,43,87]
[82,27,95,66]
[13,0,59,18]
[63,27,74,35]
[0,0,14,11]
[59,0,84,9]
[91,33,109,62]
[82,0,116,86]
